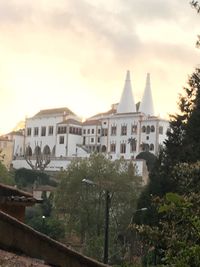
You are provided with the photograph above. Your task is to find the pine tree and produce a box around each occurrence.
[164,68,200,165]
[136,68,200,224]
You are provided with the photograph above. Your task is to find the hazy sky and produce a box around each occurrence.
[0,0,199,134]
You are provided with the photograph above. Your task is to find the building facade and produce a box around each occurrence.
[8,71,169,176]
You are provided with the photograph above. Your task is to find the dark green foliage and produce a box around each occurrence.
[25,191,65,241]
[136,69,200,228]
[28,215,65,240]
[136,151,157,172]
[135,69,200,264]
[134,4,200,265]
[136,192,200,266]
[55,153,143,262]
[14,168,50,188]
[0,151,14,185]
[164,69,200,166]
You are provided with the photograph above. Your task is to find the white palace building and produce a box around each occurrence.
[5,71,169,178]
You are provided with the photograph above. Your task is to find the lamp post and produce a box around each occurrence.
[42,215,46,232]
[128,207,147,263]
[129,207,148,224]
[82,178,111,264]
[103,189,110,264]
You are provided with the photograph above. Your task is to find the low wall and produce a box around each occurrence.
[0,211,108,267]
[0,204,25,222]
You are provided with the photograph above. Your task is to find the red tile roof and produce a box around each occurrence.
[58,119,82,126]
[34,107,75,117]
[82,120,101,126]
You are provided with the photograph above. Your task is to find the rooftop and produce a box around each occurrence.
[0,183,41,206]
[34,107,75,117]
[58,118,82,126]
[83,119,101,126]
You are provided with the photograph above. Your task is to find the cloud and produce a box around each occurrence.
[0,0,196,61]
[0,0,34,25]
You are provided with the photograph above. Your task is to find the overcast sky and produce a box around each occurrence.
[0,0,199,134]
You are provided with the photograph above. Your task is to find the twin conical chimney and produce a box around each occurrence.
[117,70,136,113]
[117,71,155,116]
[139,73,154,116]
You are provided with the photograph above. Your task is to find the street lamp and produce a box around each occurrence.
[128,207,147,264]
[129,207,148,225]
[42,215,46,231]
[82,178,111,264]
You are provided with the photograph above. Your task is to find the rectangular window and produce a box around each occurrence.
[34,127,39,136]
[97,137,100,143]
[98,129,101,134]
[121,125,127,136]
[91,129,94,134]
[58,126,67,134]
[69,127,82,135]
[59,136,64,144]
[83,129,86,134]
[91,137,94,143]
[27,128,32,136]
[87,129,90,134]
[110,143,116,153]
[120,143,126,154]
[130,139,137,152]
[41,127,46,136]
[111,126,117,136]
[48,126,54,135]
[102,129,108,136]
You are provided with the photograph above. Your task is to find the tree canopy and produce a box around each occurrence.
[54,153,143,263]
[0,150,14,185]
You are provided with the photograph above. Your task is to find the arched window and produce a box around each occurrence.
[52,145,56,156]
[120,143,126,154]
[150,144,154,151]
[101,145,107,152]
[151,125,155,132]
[142,143,149,152]
[142,126,146,133]
[25,146,32,156]
[145,144,150,152]
[34,146,41,156]
[43,145,51,155]
[146,126,150,134]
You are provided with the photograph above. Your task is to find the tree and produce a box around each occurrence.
[191,1,200,47]
[0,150,14,185]
[133,2,200,264]
[136,151,157,172]
[136,68,200,225]
[25,191,65,241]
[25,144,50,171]
[14,168,51,188]
[54,153,143,263]
[133,191,200,266]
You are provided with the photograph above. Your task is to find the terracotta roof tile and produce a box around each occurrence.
[34,107,75,117]
[58,119,82,126]
[82,120,101,126]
